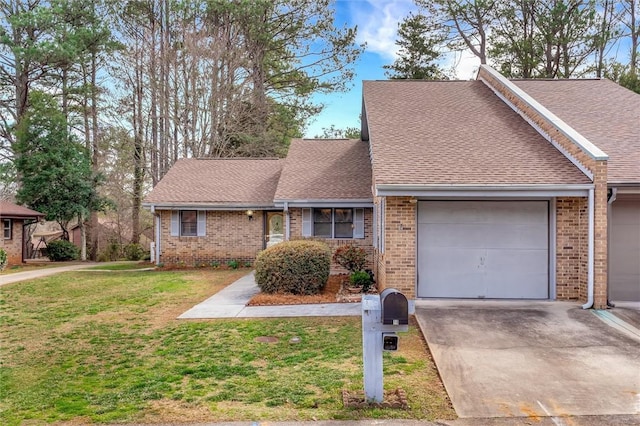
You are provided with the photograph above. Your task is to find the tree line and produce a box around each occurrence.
[0,0,362,260]
[385,0,639,92]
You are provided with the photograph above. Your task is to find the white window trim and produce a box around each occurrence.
[3,219,11,240]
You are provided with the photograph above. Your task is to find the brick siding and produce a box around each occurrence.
[555,198,588,300]
[1,219,24,265]
[378,197,416,298]
[158,210,264,266]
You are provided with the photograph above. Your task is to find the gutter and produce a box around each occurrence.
[582,187,595,309]
[375,183,594,197]
[141,202,276,211]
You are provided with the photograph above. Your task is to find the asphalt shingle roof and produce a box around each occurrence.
[513,79,640,185]
[275,138,372,201]
[0,201,43,218]
[363,80,591,186]
[143,158,284,207]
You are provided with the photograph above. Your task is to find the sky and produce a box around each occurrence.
[304,0,481,138]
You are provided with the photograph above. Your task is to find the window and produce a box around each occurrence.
[3,219,11,240]
[313,209,333,238]
[181,211,197,236]
[303,208,364,239]
[170,210,206,237]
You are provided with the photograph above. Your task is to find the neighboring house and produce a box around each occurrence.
[144,64,639,308]
[0,201,44,265]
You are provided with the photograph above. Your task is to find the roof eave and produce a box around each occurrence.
[142,202,277,211]
[375,183,594,198]
[274,198,374,208]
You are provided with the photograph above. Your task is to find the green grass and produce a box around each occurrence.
[86,261,152,271]
[0,270,454,424]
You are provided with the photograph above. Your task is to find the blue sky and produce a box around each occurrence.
[304,0,480,137]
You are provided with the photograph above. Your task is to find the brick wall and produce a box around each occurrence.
[158,210,264,266]
[380,197,416,298]
[1,219,24,265]
[479,67,608,308]
[555,198,588,300]
[287,207,374,273]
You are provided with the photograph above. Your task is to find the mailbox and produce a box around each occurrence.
[380,288,408,325]
[382,333,398,351]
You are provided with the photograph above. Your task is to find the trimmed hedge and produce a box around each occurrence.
[47,240,80,261]
[254,240,331,295]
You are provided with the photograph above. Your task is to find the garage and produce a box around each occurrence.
[417,201,549,299]
[609,196,640,302]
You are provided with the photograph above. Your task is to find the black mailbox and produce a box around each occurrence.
[380,288,408,325]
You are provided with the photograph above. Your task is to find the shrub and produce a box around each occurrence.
[124,243,145,261]
[227,259,239,270]
[0,248,7,271]
[254,240,331,295]
[349,270,374,292]
[333,245,367,272]
[99,240,121,262]
[46,240,80,261]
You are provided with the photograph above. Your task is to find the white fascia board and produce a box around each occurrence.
[614,186,640,194]
[479,65,608,161]
[274,199,374,208]
[141,203,276,211]
[375,183,593,198]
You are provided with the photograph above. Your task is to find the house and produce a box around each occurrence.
[143,64,640,308]
[0,201,44,265]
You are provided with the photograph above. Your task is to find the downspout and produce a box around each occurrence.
[582,188,595,309]
[606,188,618,308]
[151,205,161,266]
[284,202,290,241]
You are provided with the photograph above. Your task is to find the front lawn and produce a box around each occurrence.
[0,269,454,424]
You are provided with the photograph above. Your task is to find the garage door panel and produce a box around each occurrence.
[610,199,640,302]
[418,201,549,299]
[481,224,548,249]
[485,249,549,299]
[420,224,494,249]
[418,247,485,298]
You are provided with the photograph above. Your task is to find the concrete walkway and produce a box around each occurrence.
[178,271,361,319]
[0,262,99,287]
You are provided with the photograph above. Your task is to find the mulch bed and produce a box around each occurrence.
[247,274,377,306]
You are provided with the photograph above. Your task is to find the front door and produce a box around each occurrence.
[265,212,284,248]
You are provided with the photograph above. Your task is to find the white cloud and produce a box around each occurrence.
[443,50,481,80]
[349,0,417,60]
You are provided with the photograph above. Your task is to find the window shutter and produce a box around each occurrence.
[380,199,385,253]
[171,211,179,236]
[302,208,312,237]
[372,205,377,248]
[197,211,206,236]
[354,208,365,239]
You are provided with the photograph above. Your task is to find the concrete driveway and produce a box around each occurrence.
[414,300,640,419]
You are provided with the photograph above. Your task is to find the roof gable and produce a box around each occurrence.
[275,138,373,202]
[513,79,640,185]
[363,80,590,187]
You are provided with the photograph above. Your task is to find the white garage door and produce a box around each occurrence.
[609,198,640,302]
[418,201,549,299]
